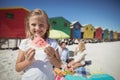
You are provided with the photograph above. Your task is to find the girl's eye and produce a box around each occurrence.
[39,24,44,27]
[31,23,36,27]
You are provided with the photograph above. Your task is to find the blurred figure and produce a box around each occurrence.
[67,40,87,71]
[58,41,69,64]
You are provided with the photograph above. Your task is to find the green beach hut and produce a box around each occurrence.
[49,17,71,37]
[103,29,109,41]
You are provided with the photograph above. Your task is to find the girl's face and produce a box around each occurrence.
[78,42,85,51]
[29,15,48,38]
[78,42,83,50]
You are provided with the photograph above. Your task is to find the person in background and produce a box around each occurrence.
[58,41,69,64]
[15,8,62,80]
[67,40,87,71]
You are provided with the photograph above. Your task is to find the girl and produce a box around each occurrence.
[67,41,87,71]
[15,8,62,80]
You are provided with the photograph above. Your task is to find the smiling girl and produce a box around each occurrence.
[15,8,61,80]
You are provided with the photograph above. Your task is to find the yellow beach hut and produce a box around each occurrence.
[113,31,118,40]
[83,24,95,39]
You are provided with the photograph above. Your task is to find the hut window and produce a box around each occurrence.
[91,28,93,31]
[64,22,67,27]
[52,21,57,26]
[75,24,79,29]
[86,27,88,30]
[5,13,14,19]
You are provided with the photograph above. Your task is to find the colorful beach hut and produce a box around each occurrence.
[118,33,120,40]
[95,27,103,40]
[83,24,95,39]
[109,30,114,41]
[0,7,29,38]
[113,31,118,40]
[103,29,109,41]
[70,21,82,39]
[49,17,71,37]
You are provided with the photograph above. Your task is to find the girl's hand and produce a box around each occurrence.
[24,48,35,63]
[44,46,55,58]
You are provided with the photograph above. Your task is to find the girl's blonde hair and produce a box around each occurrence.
[74,40,85,55]
[78,40,85,51]
[25,8,50,39]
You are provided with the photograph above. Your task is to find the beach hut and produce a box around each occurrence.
[109,30,114,41]
[118,33,120,40]
[70,21,82,39]
[103,29,109,41]
[95,27,103,40]
[113,31,118,40]
[49,17,71,37]
[0,7,29,49]
[0,7,29,39]
[83,24,95,39]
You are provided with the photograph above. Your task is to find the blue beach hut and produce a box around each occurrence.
[109,30,113,41]
[71,21,82,39]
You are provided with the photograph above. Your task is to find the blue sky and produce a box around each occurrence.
[1,0,120,32]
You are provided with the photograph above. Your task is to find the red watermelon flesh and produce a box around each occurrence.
[31,37,48,48]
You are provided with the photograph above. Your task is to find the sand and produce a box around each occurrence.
[0,50,21,80]
[0,41,120,80]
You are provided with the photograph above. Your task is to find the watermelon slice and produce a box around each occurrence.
[30,36,49,49]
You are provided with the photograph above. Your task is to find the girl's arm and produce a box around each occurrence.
[44,46,62,68]
[50,50,62,68]
[15,48,35,72]
[55,49,61,62]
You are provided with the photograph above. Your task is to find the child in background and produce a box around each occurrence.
[15,8,62,80]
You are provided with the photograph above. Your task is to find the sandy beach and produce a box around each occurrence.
[0,41,120,80]
[0,50,21,80]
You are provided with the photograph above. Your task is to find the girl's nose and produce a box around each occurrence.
[36,25,40,30]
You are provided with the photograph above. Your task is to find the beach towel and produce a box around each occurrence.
[65,74,115,80]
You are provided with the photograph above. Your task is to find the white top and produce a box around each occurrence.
[58,46,69,63]
[73,51,87,63]
[19,38,59,80]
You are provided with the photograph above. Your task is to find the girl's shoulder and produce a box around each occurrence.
[19,38,32,51]
[47,38,56,42]
[20,38,31,45]
[47,38,59,50]
[47,38,57,44]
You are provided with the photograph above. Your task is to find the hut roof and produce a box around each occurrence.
[71,21,79,25]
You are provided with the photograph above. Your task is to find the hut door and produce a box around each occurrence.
[73,25,81,38]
